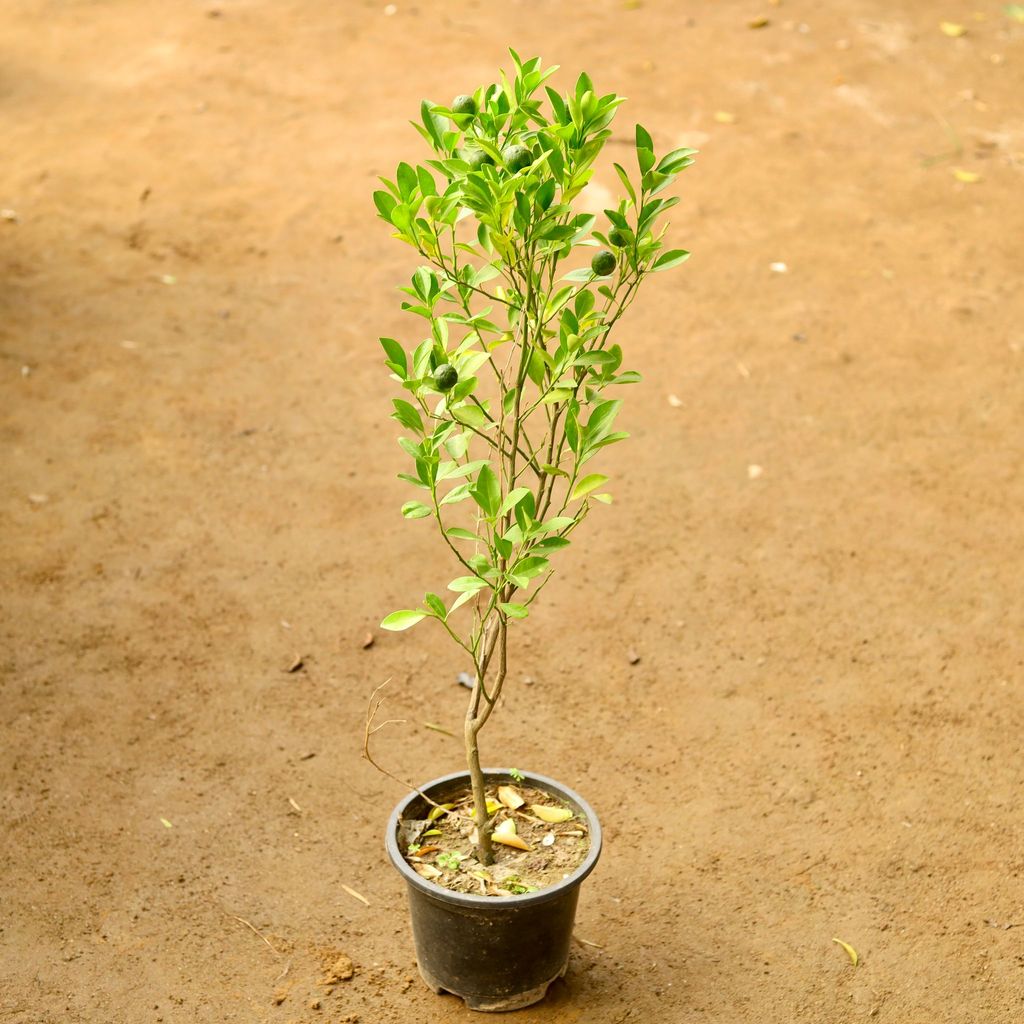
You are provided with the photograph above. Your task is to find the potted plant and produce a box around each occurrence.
[370,51,695,1011]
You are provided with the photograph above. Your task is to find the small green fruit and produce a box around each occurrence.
[452,94,477,117]
[502,144,533,173]
[462,147,494,171]
[433,363,459,392]
[591,249,617,276]
[608,227,629,248]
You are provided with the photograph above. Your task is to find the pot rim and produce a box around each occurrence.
[385,767,602,909]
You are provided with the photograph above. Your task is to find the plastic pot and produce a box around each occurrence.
[385,768,602,1012]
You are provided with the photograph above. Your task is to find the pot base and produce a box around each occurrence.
[417,957,568,1012]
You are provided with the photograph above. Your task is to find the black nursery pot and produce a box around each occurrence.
[385,768,602,1012]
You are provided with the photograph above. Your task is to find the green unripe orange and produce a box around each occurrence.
[608,227,629,248]
[502,144,533,173]
[433,363,459,392]
[591,249,617,276]
[462,147,494,170]
[452,94,477,117]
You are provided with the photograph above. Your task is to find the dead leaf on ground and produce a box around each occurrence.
[285,654,305,673]
[498,785,525,809]
[530,804,574,824]
[493,818,532,851]
[428,802,455,821]
[952,168,981,183]
[832,937,859,966]
[360,632,375,649]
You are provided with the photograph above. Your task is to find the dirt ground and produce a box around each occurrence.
[2,1,1023,1021]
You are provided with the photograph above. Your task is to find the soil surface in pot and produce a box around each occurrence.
[399,784,590,896]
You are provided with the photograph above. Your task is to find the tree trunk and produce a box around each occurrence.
[464,713,494,865]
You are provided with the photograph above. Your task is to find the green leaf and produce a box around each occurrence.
[541,387,574,404]
[536,516,575,533]
[446,527,479,542]
[391,399,424,433]
[396,162,418,200]
[613,162,637,206]
[571,474,609,500]
[592,492,613,504]
[373,190,397,220]
[574,351,618,368]
[635,123,653,151]
[436,458,488,482]
[448,575,489,593]
[585,399,621,444]
[531,535,570,555]
[445,431,469,459]
[652,249,691,272]
[574,289,595,319]
[416,165,437,197]
[439,483,471,506]
[526,348,548,386]
[469,464,501,517]
[424,592,447,618]
[448,590,477,615]
[535,179,556,211]
[563,267,594,283]
[499,486,532,517]
[401,500,432,519]
[451,404,488,430]
[397,472,429,489]
[421,100,449,151]
[500,602,529,619]
[381,610,426,631]
[657,147,698,173]
[379,337,407,377]
[507,556,549,588]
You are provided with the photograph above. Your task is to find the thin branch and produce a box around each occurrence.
[362,680,446,810]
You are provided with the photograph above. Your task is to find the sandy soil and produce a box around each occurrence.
[2,1,1023,1021]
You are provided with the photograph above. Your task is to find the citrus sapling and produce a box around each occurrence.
[374,50,696,868]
